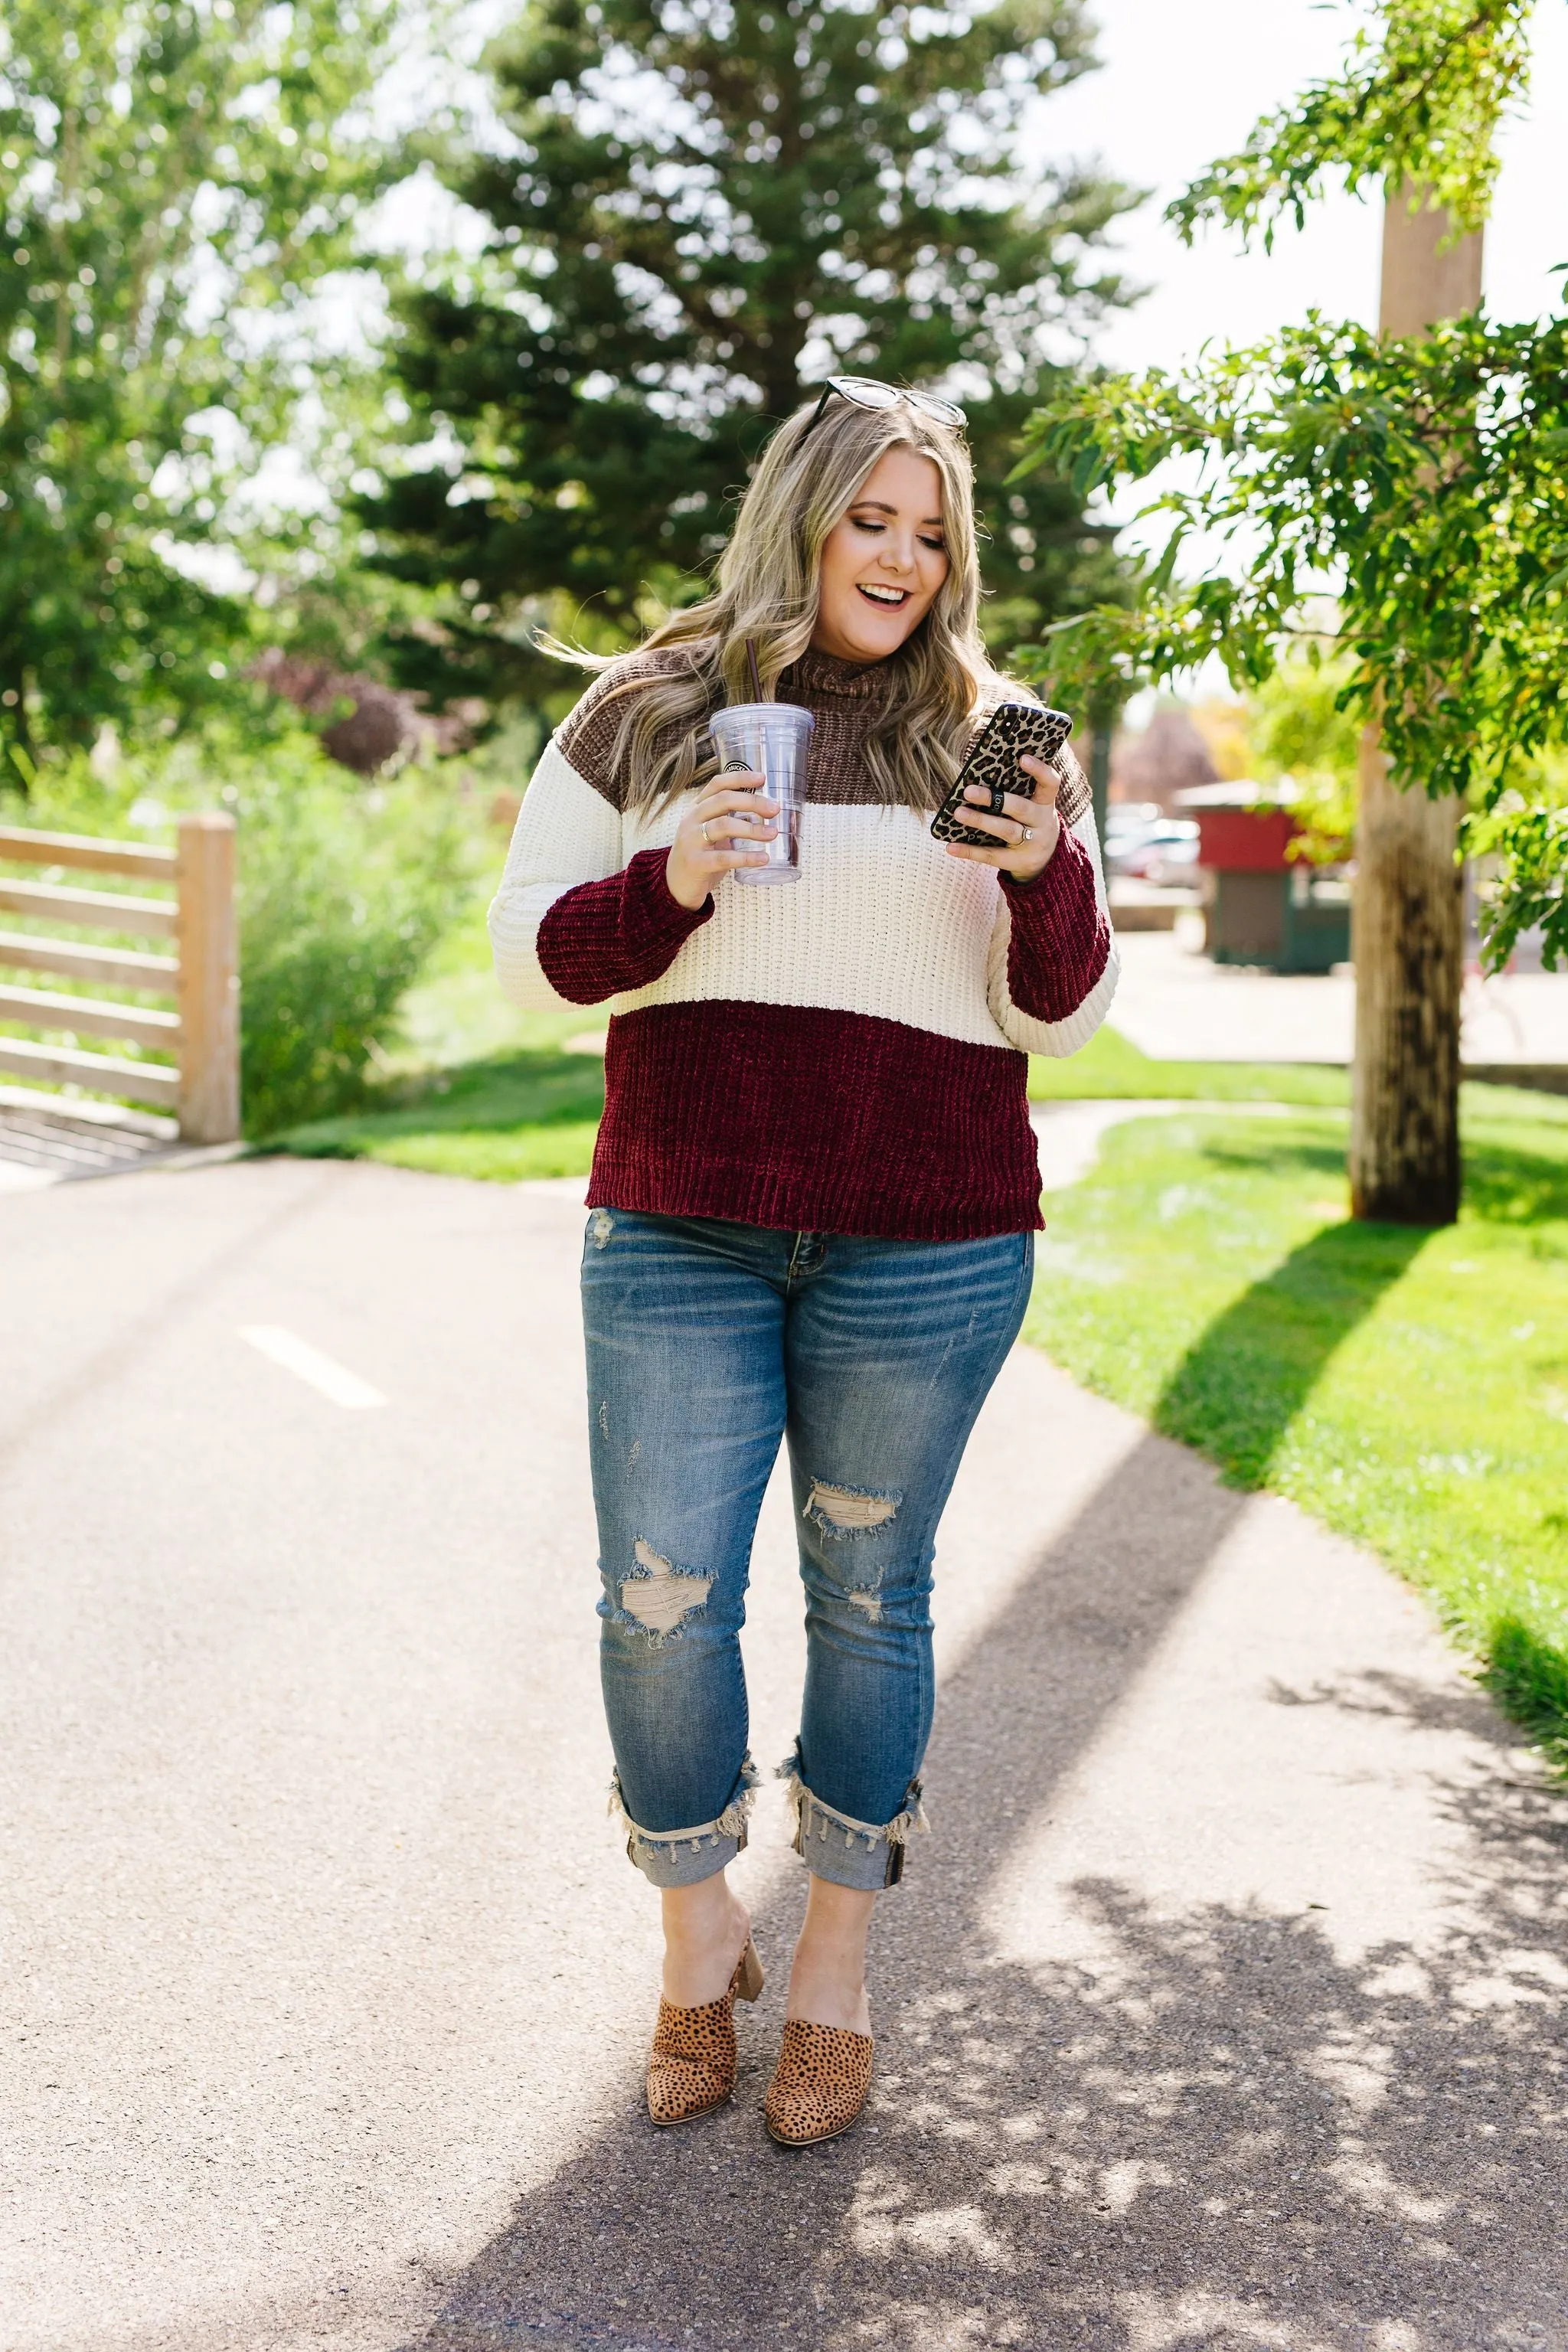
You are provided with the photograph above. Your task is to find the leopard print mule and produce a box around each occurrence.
[763,2017,874,2147]
[645,1938,766,2127]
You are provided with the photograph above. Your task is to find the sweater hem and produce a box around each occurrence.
[583,1158,1044,1242]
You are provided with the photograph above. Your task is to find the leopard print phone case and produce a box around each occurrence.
[929,702,1083,848]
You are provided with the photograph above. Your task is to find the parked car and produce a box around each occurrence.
[1104,802,1163,875]
[1106,804,1200,887]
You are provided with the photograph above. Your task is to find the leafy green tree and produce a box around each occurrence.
[1015,0,1565,1224]
[1169,0,1533,242]
[364,0,1138,710]
[0,0,396,771]
[1020,307,1568,846]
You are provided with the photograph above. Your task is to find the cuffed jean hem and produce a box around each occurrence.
[778,1749,929,1893]
[608,1756,760,1890]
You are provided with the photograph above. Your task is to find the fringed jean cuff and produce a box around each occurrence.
[608,1755,761,1889]
[777,1745,929,1892]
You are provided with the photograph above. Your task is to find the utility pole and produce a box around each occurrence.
[1349,188,1483,1226]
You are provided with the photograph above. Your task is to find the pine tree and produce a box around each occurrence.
[365,0,1135,710]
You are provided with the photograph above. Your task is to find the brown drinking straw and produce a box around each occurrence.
[746,638,764,701]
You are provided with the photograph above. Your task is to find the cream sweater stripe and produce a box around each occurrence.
[986,807,1121,1058]
[489,742,622,1012]
[489,736,1119,1053]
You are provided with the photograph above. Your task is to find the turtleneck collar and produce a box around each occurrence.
[779,647,890,700]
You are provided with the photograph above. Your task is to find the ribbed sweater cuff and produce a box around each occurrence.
[536,848,714,1004]
[1001,827,1110,1023]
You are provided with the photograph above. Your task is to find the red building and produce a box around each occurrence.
[1176,782,1351,973]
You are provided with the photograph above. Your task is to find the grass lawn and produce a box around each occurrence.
[1026,1022,1349,1106]
[1024,1090,1568,1764]
[272,1004,1355,1181]
[269,915,1568,1762]
[271,1022,1351,1181]
[275,1016,606,1181]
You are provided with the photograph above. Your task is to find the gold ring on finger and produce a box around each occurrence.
[701,820,712,844]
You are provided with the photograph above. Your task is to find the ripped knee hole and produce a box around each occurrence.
[618,1538,711,1634]
[804,1481,899,1534]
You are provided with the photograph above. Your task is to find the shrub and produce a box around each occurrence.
[229,743,469,1135]
[2,723,472,1137]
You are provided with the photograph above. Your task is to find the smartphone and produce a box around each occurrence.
[930,702,1081,848]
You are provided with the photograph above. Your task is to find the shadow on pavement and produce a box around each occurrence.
[397,1422,1568,2350]
[1152,1219,1431,1489]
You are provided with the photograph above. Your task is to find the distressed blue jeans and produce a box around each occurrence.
[582,1209,1033,1893]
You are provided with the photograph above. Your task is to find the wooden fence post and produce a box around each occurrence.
[175,812,240,1143]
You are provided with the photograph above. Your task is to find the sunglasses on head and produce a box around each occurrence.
[799,376,967,438]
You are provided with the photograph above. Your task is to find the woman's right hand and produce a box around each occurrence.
[664,774,778,910]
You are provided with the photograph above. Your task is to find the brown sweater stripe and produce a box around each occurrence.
[557,645,1093,822]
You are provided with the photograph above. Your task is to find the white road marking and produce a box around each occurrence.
[239,1325,387,1410]
[0,1161,60,1193]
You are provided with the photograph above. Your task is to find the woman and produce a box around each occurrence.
[490,380,1117,2146]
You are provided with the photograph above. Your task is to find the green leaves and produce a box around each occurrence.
[1465,802,1568,971]
[1015,307,1568,969]
[0,0,397,756]
[1168,0,1536,247]
[1018,5,1565,974]
[236,750,471,1135]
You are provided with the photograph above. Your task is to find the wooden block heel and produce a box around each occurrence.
[734,1937,765,2004]
[646,1938,766,2128]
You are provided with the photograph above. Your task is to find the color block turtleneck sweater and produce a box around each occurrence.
[488,647,1119,1239]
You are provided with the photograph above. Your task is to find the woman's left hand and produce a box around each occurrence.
[942,753,1062,882]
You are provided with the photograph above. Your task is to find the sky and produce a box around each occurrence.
[1044,0,1568,374]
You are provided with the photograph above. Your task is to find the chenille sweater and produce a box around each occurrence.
[488,647,1119,1239]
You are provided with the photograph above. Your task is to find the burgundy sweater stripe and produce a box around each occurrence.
[537,848,713,1003]
[1000,832,1111,1021]
[586,1000,1050,1240]
[535,830,1110,1236]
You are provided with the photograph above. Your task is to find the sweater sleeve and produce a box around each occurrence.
[488,736,711,1011]
[985,802,1119,1057]
[536,848,713,1005]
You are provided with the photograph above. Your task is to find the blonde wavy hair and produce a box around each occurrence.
[550,394,1021,812]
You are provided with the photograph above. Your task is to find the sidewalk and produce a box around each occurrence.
[1112,928,1568,1067]
[2,1156,1564,2351]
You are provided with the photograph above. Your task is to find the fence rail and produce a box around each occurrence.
[0,815,238,1143]
[0,826,178,880]
[0,932,179,991]
[0,877,180,933]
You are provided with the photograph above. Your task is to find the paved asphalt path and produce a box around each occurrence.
[2,1155,1566,2352]
[1109,930,1568,1068]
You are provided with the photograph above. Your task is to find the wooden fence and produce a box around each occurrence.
[0,815,239,1144]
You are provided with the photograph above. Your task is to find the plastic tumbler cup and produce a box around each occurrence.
[708,702,815,884]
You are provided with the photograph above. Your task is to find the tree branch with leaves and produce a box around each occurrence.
[1015,0,1565,1001]
[1015,307,1568,965]
[1169,0,1535,243]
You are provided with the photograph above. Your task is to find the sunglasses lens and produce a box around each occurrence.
[802,378,966,436]
[834,377,903,409]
